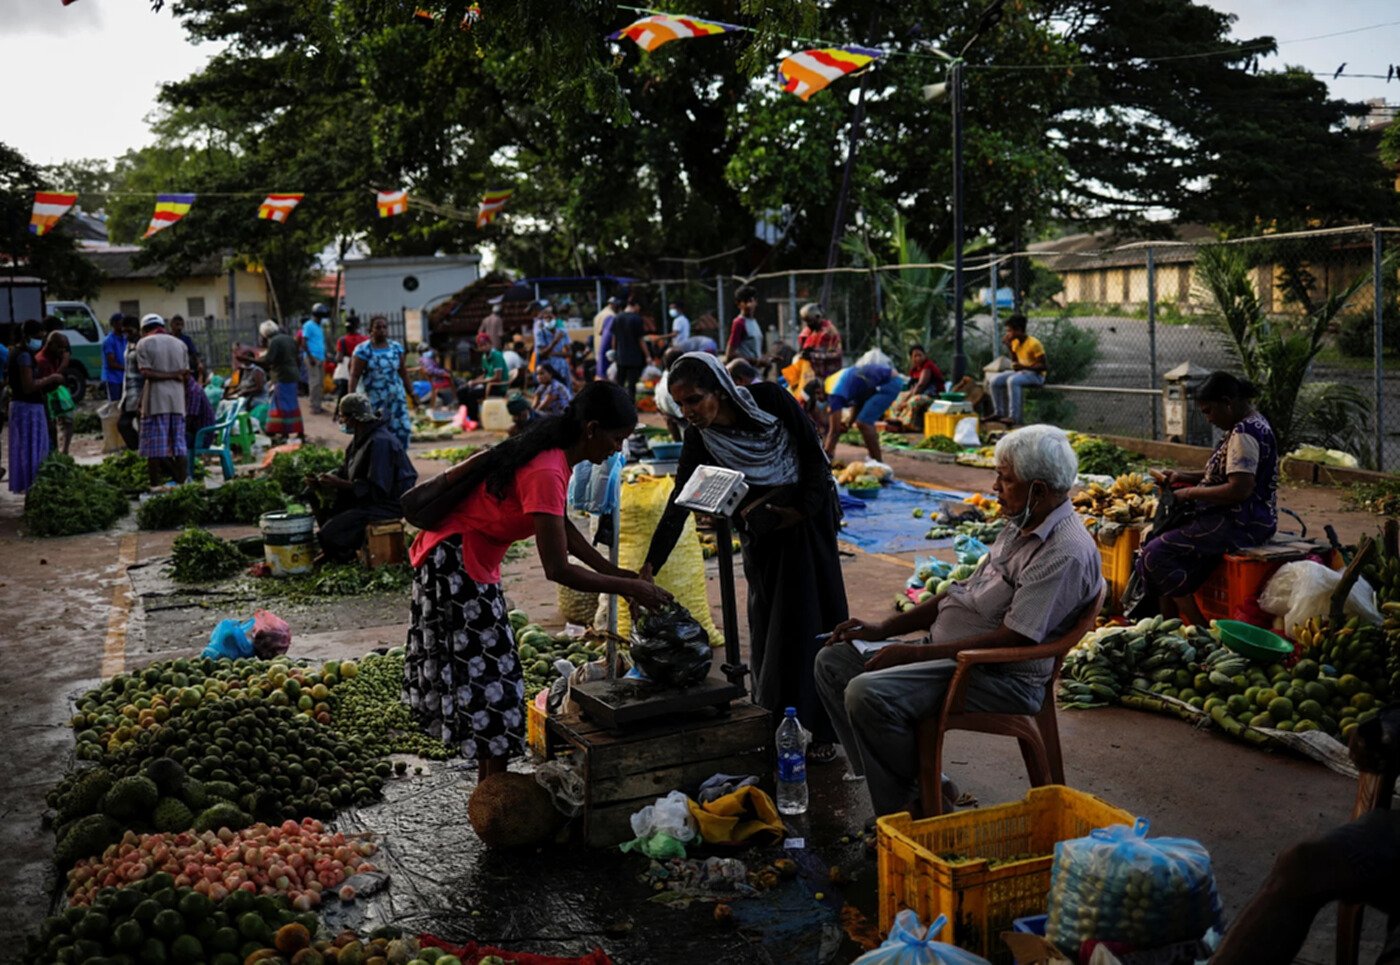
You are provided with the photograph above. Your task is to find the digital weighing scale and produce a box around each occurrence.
[570,465,754,730]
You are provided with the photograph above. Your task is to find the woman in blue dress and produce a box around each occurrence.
[1136,372,1278,626]
[348,315,414,449]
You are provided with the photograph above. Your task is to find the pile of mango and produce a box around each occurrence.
[513,613,609,698]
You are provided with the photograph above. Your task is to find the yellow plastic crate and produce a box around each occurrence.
[877,785,1134,964]
[924,410,978,440]
[526,699,548,757]
[1097,525,1144,612]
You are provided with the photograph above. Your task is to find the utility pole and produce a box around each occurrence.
[951,59,968,382]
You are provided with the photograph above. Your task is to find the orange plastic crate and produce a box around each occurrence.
[1193,554,1288,626]
[877,786,1134,965]
[1097,525,1144,612]
[526,699,548,757]
[924,410,979,440]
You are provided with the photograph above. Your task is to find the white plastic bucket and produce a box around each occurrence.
[259,510,316,576]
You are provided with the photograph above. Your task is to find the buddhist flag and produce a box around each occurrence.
[143,193,196,239]
[258,193,304,224]
[377,189,409,218]
[779,45,882,101]
[476,189,513,228]
[608,14,738,53]
[29,191,77,236]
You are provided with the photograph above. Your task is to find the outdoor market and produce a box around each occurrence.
[5,2,1400,965]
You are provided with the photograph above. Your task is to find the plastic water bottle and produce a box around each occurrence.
[775,707,809,815]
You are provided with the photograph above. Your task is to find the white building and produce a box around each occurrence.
[341,254,482,321]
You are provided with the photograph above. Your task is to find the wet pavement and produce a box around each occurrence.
[0,410,1392,963]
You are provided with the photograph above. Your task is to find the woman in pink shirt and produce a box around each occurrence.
[404,381,671,782]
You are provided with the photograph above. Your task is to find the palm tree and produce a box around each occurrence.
[1194,243,1381,463]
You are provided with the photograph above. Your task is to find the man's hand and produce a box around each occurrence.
[863,642,926,672]
[829,617,885,645]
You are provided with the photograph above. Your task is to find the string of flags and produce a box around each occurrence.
[475,189,513,228]
[607,14,738,53]
[376,190,409,218]
[143,194,196,239]
[257,193,304,223]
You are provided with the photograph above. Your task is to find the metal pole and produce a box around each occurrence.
[787,272,798,352]
[659,280,668,342]
[716,275,725,345]
[226,266,237,332]
[1375,229,1386,471]
[714,516,746,697]
[594,278,604,317]
[951,60,967,382]
[606,503,620,679]
[533,281,541,301]
[1146,246,1159,440]
[1012,226,1024,314]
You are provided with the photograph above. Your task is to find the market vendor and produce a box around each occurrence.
[816,425,1103,818]
[406,382,672,783]
[1136,371,1277,626]
[985,314,1046,427]
[644,353,848,765]
[304,393,418,563]
[822,363,904,463]
[907,345,946,396]
[456,331,509,425]
[224,347,270,413]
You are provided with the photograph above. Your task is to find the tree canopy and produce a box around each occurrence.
[52,0,1397,312]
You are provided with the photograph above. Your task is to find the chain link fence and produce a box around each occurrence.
[628,225,1395,470]
[184,312,407,371]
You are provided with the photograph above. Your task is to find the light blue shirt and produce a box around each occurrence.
[301,319,326,361]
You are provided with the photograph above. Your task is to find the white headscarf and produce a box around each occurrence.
[672,352,799,487]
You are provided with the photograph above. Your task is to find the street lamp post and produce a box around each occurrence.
[950,59,967,382]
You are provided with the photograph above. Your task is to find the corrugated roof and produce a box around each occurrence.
[83,247,227,280]
[1029,225,1217,270]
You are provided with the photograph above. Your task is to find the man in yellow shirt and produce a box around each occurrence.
[987,314,1047,426]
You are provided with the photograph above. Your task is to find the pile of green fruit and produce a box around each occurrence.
[925,519,1005,542]
[515,615,609,698]
[1061,617,1205,710]
[22,872,310,965]
[331,649,454,759]
[894,557,986,612]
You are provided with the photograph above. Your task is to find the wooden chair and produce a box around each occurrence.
[915,586,1105,818]
[1335,720,1399,965]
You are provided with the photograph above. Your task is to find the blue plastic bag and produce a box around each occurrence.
[202,617,256,660]
[953,535,990,565]
[1046,817,1222,952]
[908,556,954,589]
[569,452,624,515]
[852,911,992,965]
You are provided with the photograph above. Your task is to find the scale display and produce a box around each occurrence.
[676,465,749,517]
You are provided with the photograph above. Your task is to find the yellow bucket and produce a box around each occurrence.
[259,510,316,576]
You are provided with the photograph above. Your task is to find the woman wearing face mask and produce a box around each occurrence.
[405,381,672,783]
[1137,372,1278,626]
[643,353,848,765]
[8,320,64,493]
[304,392,418,564]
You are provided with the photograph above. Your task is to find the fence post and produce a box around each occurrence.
[989,260,1000,354]
[1375,229,1386,472]
[716,275,725,343]
[1146,246,1159,441]
[659,281,668,340]
[842,288,852,356]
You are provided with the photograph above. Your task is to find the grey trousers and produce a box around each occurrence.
[813,642,1045,816]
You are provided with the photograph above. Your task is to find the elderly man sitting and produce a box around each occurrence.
[815,425,1103,819]
[304,393,418,563]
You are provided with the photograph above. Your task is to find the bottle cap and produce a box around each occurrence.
[784,707,796,717]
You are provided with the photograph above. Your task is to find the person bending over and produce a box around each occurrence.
[816,425,1102,817]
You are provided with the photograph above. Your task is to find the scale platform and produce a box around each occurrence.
[571,673,746,730]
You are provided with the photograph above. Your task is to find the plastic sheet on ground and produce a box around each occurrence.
[837,481,972,553]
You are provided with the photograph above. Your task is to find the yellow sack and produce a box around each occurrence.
[613,474,720,643]
[556,557,602,625]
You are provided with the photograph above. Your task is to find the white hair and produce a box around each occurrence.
[259,320,280,339]
[994,425,1078,492]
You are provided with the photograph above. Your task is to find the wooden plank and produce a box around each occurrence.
[590,750,773,803]
[575,701,769,749]
[586,714,772,782]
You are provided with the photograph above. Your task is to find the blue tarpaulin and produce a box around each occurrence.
[837,481,974,553]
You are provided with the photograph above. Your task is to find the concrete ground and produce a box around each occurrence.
[0,406,1391,962]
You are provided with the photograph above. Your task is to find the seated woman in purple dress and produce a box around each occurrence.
[1136,372,1278,626]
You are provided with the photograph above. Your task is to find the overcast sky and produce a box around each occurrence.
[2,0,1398,167]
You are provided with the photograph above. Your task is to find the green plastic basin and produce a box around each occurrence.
[1217,619,1292,662]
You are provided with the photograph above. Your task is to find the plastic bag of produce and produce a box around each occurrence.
[251,609,291,657]
[620,790,697,858]
[954,534,991,566]
[953,416,980,448]
[611,474,719,641]
[629,603,713,687]
[1046,817,1221,953]
[909,556,954,589]
[202,617,256,660]
[852,911,992,965]
[1259,560,1382,637]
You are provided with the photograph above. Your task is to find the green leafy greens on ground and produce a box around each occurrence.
[136,478,286,530]
[23,454,129,537]
[1072,437,1140,476]
[1345,479,1400,517]
[169,528,247,582]
[252,563,413,603]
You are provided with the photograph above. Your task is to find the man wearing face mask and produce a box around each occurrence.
[815,425,1103,819]
[303,392,418,563]
[665,299,690,345]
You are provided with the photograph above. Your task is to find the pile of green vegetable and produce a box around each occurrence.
[70,409,103,436]
[422,445,480,461]
[23,454,129,537]
[1069,434,1141,476]
[1345,478,1400,517]
[266,444,343,509]
[170,528,246,583]
[254,562,413,603]
[330,649,454,759]
[23,872,310,965]
[137,478,286,529]
[915,434,962,453]
[93,450,150,496]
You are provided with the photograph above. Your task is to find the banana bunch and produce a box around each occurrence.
[1060,615,1203,709]
[1361,544,1400,604]
[1071,473,1159,526]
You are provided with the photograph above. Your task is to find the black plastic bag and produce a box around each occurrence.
[629,603,713,688]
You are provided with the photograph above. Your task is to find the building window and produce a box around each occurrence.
[187,297,206,318]
[119,300,140,318]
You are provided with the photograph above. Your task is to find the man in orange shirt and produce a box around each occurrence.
[796,303,842,379]
[986,315,1047,427]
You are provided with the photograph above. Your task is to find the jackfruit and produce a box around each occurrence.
[102,775,160,820]
[467,772,566,849]
[193,801,252,833]
[182,777,209,811]
[55,814,121,867]
[203,779,239,802]
[54,767,114,825]
[144,757,188,796]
